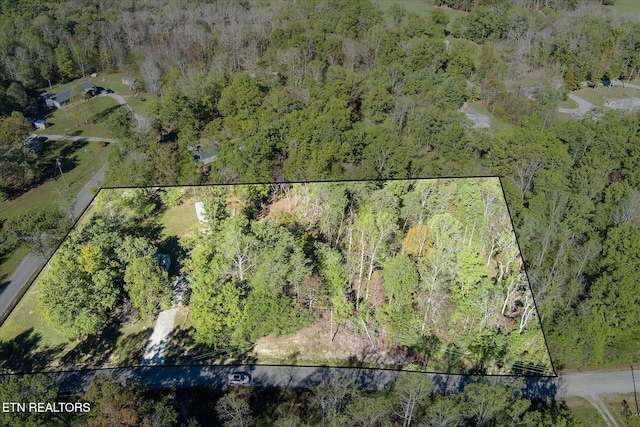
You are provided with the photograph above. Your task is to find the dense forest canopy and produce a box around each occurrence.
[181,179,551,374]
[0,0,639,373]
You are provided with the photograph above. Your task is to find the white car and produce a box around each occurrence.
[228,372,251,385]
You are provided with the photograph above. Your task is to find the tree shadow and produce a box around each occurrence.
[157,236,185,277]
[131,220,166,246]
[59,318,125,369]
[0,328,66,373]
[37,140,90,183]
[88,104,123,124]
[163,326,202,365]
[520,375,560,401]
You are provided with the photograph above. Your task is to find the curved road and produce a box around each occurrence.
[557,93,598,117]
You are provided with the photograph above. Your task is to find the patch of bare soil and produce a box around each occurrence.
[267,195,303,220]
[251,316,430,369]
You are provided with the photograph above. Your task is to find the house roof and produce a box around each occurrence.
[52,87,72,104]
[50,82,96,105]
[80,81,96,91]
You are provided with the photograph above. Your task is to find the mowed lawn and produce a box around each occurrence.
[0,141,109,283]
[572,85,640,106]
[609,0,640,14]
[36,73,152,135]
[564,397,607,427]
[35,96,121,139]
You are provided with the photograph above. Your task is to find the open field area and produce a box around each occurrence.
[609,0,640,14]
[35,96,120,139]
[602,393,640,426]
[572,86,640,107]
[564,397,607,426]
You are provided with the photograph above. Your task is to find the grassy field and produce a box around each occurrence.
[558,97,579,109]
[0,141,109,283]
[38,73,152,128]
[564,397,608,427]
[602,393,640,426]
[572,85,640,106]
[35,96,121,139]
[159,196,198,239]
[609,0,640,14]
[44,72,137,98]
[125,93,153,118]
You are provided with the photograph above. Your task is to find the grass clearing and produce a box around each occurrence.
[609,0,640,14]
[601,393,640,426]
[124,93,154,118]
[35,96,121,139]
[0,141,108,218]
[43,72,136,96]
[564,397,607,427]
[572,86,640,106]
[159,196,198,239]
[38,73,152,129]
[558,97,579,109]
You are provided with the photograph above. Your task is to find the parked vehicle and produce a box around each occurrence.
[227,372,251,385]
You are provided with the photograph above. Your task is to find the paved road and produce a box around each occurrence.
[0,163,107,323]
[557,93,598,117]
[610,79,640,90]
[0,254,42,318]
[48,364,639,401]
[72,162,106,218]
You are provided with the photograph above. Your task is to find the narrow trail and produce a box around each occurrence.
[585,394,620,427]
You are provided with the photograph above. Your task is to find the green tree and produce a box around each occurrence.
[463,379,528,426]
[0,374,59,426]
[84,374,178,427]
[392,372,433,427]
[39,242,119,339]
[124,257,173,319]
[4,207,72,261]
[381,254,419,306]
[587,223,640,364]
[54,43,75,81]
